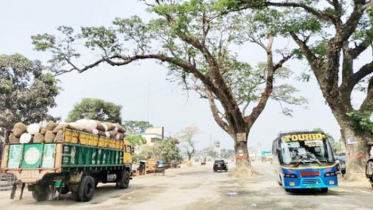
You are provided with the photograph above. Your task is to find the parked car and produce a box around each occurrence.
[335,156,346,177]
[213,160,228,172]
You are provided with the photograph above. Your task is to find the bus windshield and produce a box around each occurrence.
[279,135,335,166]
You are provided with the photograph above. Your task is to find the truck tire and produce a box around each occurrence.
[117,170,130,189]
[32,185,51,201]
[78,175,95,202]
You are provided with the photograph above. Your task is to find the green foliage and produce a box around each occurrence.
[0,54,60,128]
[124,134,147,147]
[123,121,153,133]
[346,111,373,134]
[67,98,122,123]
[154,137,182,162]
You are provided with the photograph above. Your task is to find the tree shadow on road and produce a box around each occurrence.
[27,183,145,206]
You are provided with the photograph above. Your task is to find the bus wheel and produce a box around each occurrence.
[32,185,51,201]
[117,170,130,189]
[320,188,328,193]
[78,175,95,202]
[278,175,283,186]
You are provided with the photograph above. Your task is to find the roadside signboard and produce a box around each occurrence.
[347,137,358,145]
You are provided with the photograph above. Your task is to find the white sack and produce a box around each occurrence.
[27,124,40,135]
[20,133,32,143]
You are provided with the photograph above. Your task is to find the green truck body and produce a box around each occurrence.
[1,129,133,202]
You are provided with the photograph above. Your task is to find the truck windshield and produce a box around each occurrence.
[279,135,334,166]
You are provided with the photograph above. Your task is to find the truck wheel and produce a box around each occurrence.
[117,171,130,189]
[32,185,51,201]
[78,175,95,202]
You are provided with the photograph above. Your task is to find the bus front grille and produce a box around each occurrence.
[302,179,320,185]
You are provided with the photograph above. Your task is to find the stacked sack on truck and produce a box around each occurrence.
[8,119,126,144]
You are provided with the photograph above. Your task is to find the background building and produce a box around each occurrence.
[141,127,164,146]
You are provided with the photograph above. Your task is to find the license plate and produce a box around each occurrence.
[20,170,39,179]
[306,184,319,188]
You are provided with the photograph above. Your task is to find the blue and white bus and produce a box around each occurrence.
[272,131,338,192]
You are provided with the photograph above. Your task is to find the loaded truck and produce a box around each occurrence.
[0,128,133,202]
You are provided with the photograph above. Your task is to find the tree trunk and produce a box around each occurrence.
[187,152,192,161]
[234,141,251,169]
[341,126,373,180]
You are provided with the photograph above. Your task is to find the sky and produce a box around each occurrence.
[2,0,366,151]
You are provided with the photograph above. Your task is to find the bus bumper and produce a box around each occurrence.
[283,176,338,189]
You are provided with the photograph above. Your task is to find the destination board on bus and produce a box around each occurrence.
[283,133,326,142]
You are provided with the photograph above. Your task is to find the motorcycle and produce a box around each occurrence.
[366,158,373,188]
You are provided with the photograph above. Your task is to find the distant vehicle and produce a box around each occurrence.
[201,157,206,165]
[366,158,373,188]
[213,160,228,172]
[272,131,338,193]
[335,156,346,176]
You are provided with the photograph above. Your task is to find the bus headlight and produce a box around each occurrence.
[283,173,297,178]
[324,172,336,177]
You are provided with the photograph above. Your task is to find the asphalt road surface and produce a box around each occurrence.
[0,162,372,210]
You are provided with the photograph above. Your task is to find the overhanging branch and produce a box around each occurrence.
[347,61,373,89]
[264,1,337,23]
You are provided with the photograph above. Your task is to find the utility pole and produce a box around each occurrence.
[147,81,150,128]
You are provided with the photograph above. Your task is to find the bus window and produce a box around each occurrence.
[279,137,334,165]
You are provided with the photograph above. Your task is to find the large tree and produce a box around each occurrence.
[155,137,182,162]
[0,54,59,132]
[178,125,200,161]
[123,120,153,133]
[67,98,122,123]
[32,0,304,173]
[224,0,373,178]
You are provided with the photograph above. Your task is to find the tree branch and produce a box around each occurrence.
[342,1,370,41]
[346,61,373,89]
[350,32,373,59]
[264,1,337,23]
[289,33,319,71]
[205,89,230,133]
[242,101,251,117]
[360,76,373,111]
[273,53,293,71]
